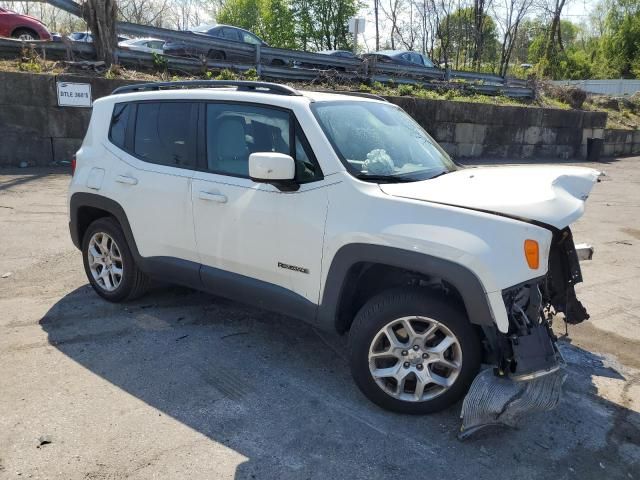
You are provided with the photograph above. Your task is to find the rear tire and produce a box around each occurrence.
[12,28,39,41]
[348,288,482,414]
[207,49,226,60]
[82,217,149,302]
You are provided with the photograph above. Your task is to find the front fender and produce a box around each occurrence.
[317,243,500,332]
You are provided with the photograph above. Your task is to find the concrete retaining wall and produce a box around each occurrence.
[603,129,640,156]
[0,71,616,167]
[386,96,608,160]
[0,71,139,167]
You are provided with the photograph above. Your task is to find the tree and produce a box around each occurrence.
[291,0,359,50]
[373,0,380,50]
[83,0,118,66]
[118,0,171,26]
[492,0,534,76]
[537,0,570,76]
[437,6,499,70]
[216,0,261,33]
[600,0,640,77]
[433,0,455,68]
[380,0,403,49]
[472,0,492,70]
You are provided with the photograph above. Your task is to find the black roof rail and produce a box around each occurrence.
[309,90,389,102]
[111,80,302,96]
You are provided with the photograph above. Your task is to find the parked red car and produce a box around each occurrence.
[0,7,52,41]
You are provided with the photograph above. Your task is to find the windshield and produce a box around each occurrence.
[312,101,456,182]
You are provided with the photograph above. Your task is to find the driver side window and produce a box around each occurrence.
[204,103,322,183]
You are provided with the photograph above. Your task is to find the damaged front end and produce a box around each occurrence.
[459,227,591,438]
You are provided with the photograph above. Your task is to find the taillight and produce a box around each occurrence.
[71,155,76,176]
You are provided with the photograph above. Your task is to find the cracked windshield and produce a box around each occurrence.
[313,101,456,181]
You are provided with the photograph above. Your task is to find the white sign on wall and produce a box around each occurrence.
[56,82,92,107]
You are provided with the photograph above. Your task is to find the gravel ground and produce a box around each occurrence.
[0,158,638,480]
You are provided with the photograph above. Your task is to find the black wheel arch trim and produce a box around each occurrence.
[70,192,141,257]
[317,243,495,332]
[70,195,495,334]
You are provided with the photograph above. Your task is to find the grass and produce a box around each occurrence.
[581,100,640,130]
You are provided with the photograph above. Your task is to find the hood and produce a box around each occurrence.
[379,165,601,229]
[16,12,45,25]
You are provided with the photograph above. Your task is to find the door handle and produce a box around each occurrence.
[115,175,138,185]
[199,191,227,203]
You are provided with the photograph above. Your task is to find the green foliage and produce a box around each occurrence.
[152,52,168,72]
[290,0,359,51]
[217,0,359,51]
[18,46,43,73]
[397,84,414,96]
[600,0,640,77]
[217,0,260,33]
[243,68,259,80]
[520,1,640,80]
[436,7,499,70]
[215,69,238,80]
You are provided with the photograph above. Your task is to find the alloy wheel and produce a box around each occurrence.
[87,232,123,292]
[368,316,462,402]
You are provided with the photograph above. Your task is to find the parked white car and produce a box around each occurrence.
[118,37,165,55]
[68,81,598,429]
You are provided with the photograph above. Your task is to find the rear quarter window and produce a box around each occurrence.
[108,103,130,149]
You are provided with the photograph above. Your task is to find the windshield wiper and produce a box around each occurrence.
[354,174,415,183]
[428,170,450,180]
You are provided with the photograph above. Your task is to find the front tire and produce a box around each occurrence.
[12,28,39,41]
[348,288,481,414]
[82,217,149,302]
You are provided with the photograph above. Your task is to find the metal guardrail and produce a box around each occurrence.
[449,70,503,85]
[38,0,533,97]
[3,0,536,98]
[0,37,534,98]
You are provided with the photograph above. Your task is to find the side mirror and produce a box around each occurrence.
[249,152,298,191]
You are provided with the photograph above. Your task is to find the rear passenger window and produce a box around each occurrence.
[133,102,196,168]
[109,103,130,149]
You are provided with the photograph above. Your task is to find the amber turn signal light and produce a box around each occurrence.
[524,239,539,269]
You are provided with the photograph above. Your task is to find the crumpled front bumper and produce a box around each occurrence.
[459,230,593,438]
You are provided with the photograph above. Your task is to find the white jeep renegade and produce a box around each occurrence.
[68,80,599,416]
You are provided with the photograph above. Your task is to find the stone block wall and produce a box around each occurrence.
[603,129,640,156]
[0,71,141,167]
[0,71,625,167]
[386,96,609,160]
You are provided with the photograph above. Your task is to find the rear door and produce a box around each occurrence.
[102,100,200,278]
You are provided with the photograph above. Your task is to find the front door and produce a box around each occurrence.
[191,102,329,316]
